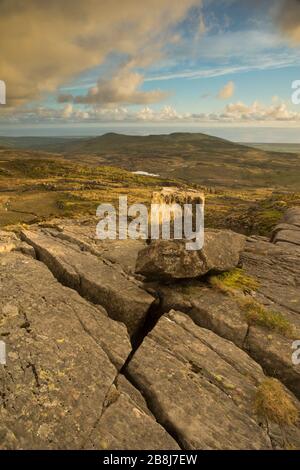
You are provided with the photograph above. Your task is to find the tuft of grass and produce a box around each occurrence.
[254,378,299,426]
[240,297,294,338]
[210,269,295,338]
[210,268,259,295]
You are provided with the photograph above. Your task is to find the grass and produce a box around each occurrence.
[240,297,295,338]
[206,190,300,236]
[1,144,299,237]
[254,378,298,427]
[209,268,259,295]
[3,132,300,190]
[209,270,294,337]
[0,156,179,228]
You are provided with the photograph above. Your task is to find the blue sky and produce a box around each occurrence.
[1,0,300,140]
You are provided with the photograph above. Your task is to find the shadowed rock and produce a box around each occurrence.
[136,230,245,281]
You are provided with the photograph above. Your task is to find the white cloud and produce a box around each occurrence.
[0,0,199,108]
[4,97,300,126]
[145,53,300,82]
[221,100,300,122]
[59,64,169,106]
[218,81,235,100]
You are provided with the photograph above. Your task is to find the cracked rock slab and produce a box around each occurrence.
[21,229,155,336]
[38,218,146,275]
[85,375,179,450]
[272,207,300,247]
[0,251,178,450]
[127,310,277,450]
[157,284,248,348]
[157,275,300,398]
[0,251,132,448]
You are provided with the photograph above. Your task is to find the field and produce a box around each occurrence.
[1,132,300,190]
[0,149,177,227]
[0,132,299,235]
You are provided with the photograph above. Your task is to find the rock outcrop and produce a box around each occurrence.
[127,310,299,450]
[136,230,245,281]
[0,210,300,450]
[271,207,300,248]
[0,250,178,450]
[21,229,155,337]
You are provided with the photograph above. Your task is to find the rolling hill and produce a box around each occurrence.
[0,132,299,190]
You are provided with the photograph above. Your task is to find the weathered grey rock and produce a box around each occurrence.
[21,229,154,336]
[1,212,299,450]
[157,244,300,398]
[245,326,300,399]
[188,288,248,348]
[281,207,300,227]
[272,223,300,235]
[157,284,248,348]
[127,310,278,450]
[86,375,179,450]
[272,207,300,246]
[241,237,300,397]
[275,230,300,246]
[0,230,35,257]
[39,219,146,275]
[0,251,130,448]
[242,237,300,321]
[0,251,179,450]
[136,230,245,281]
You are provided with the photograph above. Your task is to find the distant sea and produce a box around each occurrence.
[1,124,300,143]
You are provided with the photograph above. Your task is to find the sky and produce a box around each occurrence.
[1,0,300,141]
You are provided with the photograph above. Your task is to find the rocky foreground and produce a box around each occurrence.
[0,208,300,449]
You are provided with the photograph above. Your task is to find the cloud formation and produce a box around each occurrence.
[221,100,300,122]
[0,0,198,107]
[217,81,235,100]
[5,99,300,125]
[274,0,300,43]
[58,64,168,106]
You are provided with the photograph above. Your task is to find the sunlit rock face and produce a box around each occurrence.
[150,187,205,240]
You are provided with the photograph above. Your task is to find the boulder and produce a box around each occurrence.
[136,229,245,281]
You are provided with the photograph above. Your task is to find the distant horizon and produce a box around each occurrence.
[2,125,300,144]
[3,1,300,142]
